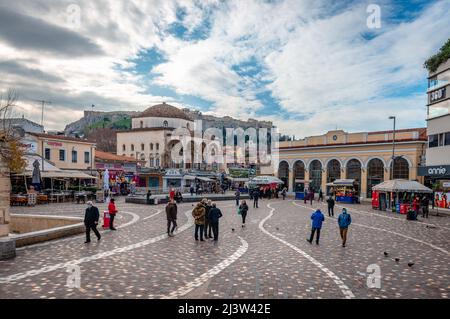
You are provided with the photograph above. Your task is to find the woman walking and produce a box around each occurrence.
[166,199,178,237]
[108,198,118,230]
[239,200,249,228]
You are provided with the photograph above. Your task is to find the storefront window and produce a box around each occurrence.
[309,160,322,192]
[445,132,450,146]
[392,157,409,180]
[293,161,305,192]
[278,161,289,189]
[346,159,361,194]
[367,158,384,198]
[429,134,439,148]
[59,149,65,161]
[327,159,341,183]
[72,150,77,163]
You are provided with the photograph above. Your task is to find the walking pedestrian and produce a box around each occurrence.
[421,195,429,218]
[337,208,352,247]
[235,189,241,206]
[309,190,314,206]
[192,202,206,241]
[318,189,324,202]
[412,196,420,220]
[204,199,213,239]
[281,187,287,200]
[108,198,118,230]
[166,199,178,237]
[146,189,152,205]
[326,196,335,217]
[84,201,101,243]
[253,189,259,208]
[209,203,223,241]
[169,187,175,201]
[239,200,249,228]
[307,209,324,245]
[304,188,308,204]
[190,185,194,196]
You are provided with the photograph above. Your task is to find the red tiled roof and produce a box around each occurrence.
[95,150,137,163]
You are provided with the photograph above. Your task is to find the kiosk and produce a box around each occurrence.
[372,179,432,214]
[326,179,359,204]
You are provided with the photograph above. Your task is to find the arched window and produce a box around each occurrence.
[278,161,289,189]
[150,143,154,151]
[122,144,126,152]
[327,159,341,183]
[155,157,160,167]
[293,161,305,192]
[141,143,145,151]
[140,121,144,128]
[149,158,155,167]
[367,159,384,198]
[163,120,168,128]
[156,143,160,150]
[309,160,322,192]
[392,157,409,180]
[131,144,135,151]
[346,159,362,194]
[140,154,145,161]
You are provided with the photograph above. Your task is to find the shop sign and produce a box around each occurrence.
[429,87,446,103]
[46,141,63,147]
[165,169,182,176]
[418,165,450,177]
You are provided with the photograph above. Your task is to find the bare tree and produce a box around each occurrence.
[0,89,25,173]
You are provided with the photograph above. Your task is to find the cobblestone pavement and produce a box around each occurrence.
[1,198,449,299]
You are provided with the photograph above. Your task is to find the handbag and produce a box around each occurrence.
[237,207,242,215]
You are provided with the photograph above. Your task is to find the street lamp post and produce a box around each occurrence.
[389,116,396,180]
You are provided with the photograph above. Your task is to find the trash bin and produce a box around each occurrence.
[102,211,110,228]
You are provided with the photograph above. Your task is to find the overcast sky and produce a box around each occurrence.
[0,0,449,137]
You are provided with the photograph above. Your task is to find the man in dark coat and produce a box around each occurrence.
[166,199,178,236]
[326,196,335,217]
[253,189,259,208]
[204,200,213,239]
[84,201,101,243]
[208,203,223,241]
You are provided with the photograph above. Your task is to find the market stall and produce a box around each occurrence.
[326,179,359,203]
[247,176,283,196]
[372,179,432,214]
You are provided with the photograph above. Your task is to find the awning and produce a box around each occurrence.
[326,179,356,187]
[372,179,432,193]
[227,177,249,182]
[196,177,214,182]
[183,175,196,180]
[248,176,283,185]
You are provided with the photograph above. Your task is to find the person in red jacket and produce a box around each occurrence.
[108,198,118,230]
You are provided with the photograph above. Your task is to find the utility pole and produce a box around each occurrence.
[33,99,52,129]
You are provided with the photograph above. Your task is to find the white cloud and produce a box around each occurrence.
[0,0,448,136]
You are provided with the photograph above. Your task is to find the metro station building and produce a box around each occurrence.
[275,128,427,199]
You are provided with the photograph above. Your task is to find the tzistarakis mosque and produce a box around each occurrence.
[274,128,427,199]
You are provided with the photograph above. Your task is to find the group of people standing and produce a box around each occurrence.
[191,199,223,241]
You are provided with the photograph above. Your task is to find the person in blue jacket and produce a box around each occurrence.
[307,209,325,245]
[337,208,352,247]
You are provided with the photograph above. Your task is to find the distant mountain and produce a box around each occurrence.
[65,108,274,153]
[64,110,138,152]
